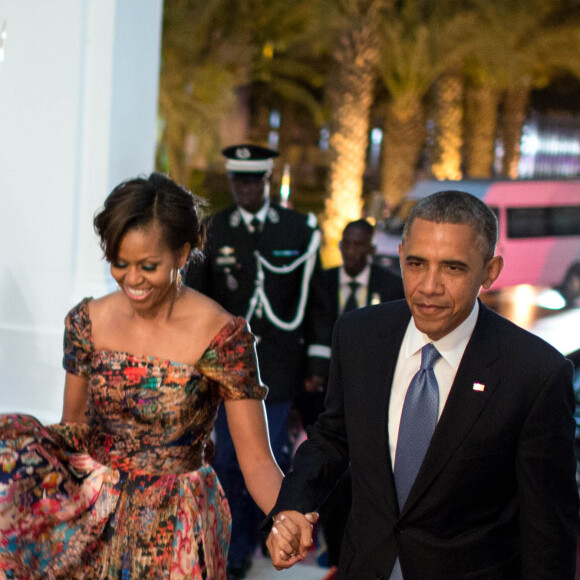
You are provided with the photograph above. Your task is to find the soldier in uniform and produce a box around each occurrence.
[184,144,330,579]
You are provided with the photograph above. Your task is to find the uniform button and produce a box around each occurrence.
[394,525,404,535]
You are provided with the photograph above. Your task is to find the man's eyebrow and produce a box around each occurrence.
[440,259,469,268]
[404,255,469,269]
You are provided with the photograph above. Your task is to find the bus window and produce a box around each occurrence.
[507,206,580,238]
[552,206,580,236]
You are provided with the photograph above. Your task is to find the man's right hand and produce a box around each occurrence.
[266,511,319,570]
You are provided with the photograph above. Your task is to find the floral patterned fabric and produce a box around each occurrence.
[0,297,267,579]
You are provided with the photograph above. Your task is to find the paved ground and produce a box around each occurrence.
[244,533,580,579]
[245,556,330,580]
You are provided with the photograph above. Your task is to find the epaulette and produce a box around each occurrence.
[307,212,318,229]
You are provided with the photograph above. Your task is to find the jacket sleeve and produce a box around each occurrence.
[268,318,350,520]
[517,356,578,579]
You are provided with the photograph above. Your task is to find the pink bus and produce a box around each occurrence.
[374,180,580,302]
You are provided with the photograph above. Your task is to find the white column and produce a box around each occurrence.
[0,0,163,422]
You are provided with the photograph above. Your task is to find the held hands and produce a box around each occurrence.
[267,511,319,570]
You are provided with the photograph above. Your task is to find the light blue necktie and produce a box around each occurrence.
[390,343,441,580]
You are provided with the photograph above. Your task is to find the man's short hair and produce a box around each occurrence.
[343,219,374,239]
[402,190,498,261]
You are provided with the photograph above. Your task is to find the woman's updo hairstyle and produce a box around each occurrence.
[93,172,206,268]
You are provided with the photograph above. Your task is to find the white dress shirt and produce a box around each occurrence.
[388,301,480,468]
[238,201,270,233]
[339,263,371,313]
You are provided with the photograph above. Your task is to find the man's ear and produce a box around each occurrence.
[482,255,504,290]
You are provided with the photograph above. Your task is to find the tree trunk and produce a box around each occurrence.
[430,72,464,181]
[501,86,530,179]
[464,83,500,178]
[320,30,380,267]
[380,98,425,210]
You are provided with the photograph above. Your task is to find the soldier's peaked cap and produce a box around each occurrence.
[222,144,279,174]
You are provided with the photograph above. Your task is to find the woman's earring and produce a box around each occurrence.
[176,269,183,292]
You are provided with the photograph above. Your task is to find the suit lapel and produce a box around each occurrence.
[366,266,378,306]
[400,304,502,516]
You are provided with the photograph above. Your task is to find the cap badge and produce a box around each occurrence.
[235,147,251,160]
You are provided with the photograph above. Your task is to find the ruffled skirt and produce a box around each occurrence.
[0,415,230,579]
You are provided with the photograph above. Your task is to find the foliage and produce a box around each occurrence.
[319,0,394,266]
[157,0,580,207]
[377,0,475,108]
[157,0,330,184]
[376,0,477,200]
[157,0,241,184]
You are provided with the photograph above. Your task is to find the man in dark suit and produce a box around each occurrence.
[185,144,330,579]
[326,218,405,321]
[266,190,578,579]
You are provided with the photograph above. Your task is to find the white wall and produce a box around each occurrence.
[0,0,163,422]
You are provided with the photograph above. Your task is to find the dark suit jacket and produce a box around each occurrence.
[185,203,331,404]
[273,300,578,579]
[323,264,405,325]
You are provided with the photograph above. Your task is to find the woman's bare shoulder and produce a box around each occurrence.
[180,288,233,330]
[87,291,124,322]
[182,288,231,316]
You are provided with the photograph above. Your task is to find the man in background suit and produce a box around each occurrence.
[185,144,330,579]
[298,219,405,429]
[266,190,578,579]
[326,218,405,319]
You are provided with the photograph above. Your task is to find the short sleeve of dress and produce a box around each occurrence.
[62,297,94,378]
[198,317,268,401]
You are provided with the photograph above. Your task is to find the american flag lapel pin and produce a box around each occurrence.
[472,382,485,392]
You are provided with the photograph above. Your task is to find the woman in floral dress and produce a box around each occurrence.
[0,173,302,579]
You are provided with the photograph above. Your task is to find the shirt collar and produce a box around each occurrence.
[405,300,479,372]
[237,200,270,227]
[339,263,371,288]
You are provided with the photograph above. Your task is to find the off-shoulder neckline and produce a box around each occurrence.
[76,297,243,369]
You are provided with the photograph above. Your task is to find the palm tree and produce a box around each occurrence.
[318,0,393,267]
[430,70,465,181]
[501,16,580,178]
[463,0,580,179]
[376,0,476,207]
[463,70,501,178]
